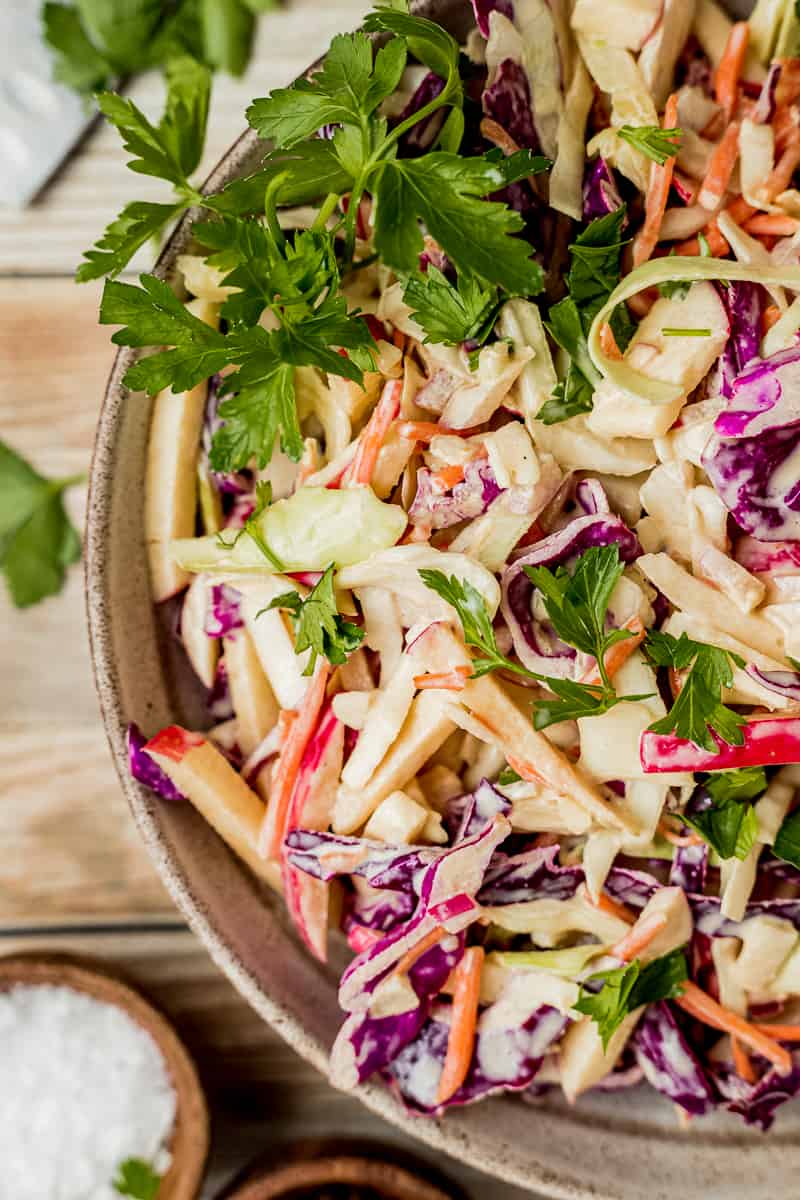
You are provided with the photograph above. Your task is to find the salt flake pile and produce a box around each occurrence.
[0,984,176,1200]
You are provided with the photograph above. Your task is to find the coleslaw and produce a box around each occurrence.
[114,0,800,1128]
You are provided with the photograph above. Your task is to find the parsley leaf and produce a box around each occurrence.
[76,56,210,281]
[373,151,546,293]
[498,765,522,785]
[247,32,408,149]
[539,207,632,424]
[402,266,501,349]
[264,564,364,674]
[113,1157,161,1200]
[644,630,746,753]
[206,143,353,215]
[523,544,652,728]
[617,125,683,165]
[683,769,766,862]
[0,440,82,608]
[42,2,113,92]
[774,807,800,872]
[575,949,688,1049]
[99,218,376,472]
[523,545,630,688]
[418,570,515,677]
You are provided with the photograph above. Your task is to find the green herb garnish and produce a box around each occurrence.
[0,439,82,608]
[617,125,683,165]
[263,564,364,674]
[644,630,746,752]
[113,1157,161,1199]
[682,768,767,861]
[575,948,689,1048]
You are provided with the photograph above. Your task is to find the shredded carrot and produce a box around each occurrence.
[392,328,406,351]
[752,1023,800,1041]
[581,616,646,687]
[612,913,668,962]
[481,115,521,157]
[430,463,466,494]
[437,946,484,1105]
[657,820,705,848]
[732,1036,757,1083]
[634,92,680,267]
[674,194,755,255]
[744,213,800,236]
[397,420,445,443]
[506,753,545,786]
[776,58,800,107]
[675,981,793,1075]
[715,22,749,122]
[346,379,402,487]
[587,888,636,927]
[394,926,446,976]
[762,303,783,335]
[772,103,800,153]
[599,321,623,359]
[698,121,741,210]
[762,139,800,202]
[258,664,331,859]
[413,666,471,691]
[401,522,432,544]
[515,519,545,550]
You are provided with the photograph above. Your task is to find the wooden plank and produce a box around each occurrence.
[0,0,369,275]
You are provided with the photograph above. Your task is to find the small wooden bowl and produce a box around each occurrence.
[0,953,209,1200]
[218,1139,465,1200]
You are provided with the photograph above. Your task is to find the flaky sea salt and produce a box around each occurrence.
[0,983,176,1200]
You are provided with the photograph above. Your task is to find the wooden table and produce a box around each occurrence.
[0,5,534,1196]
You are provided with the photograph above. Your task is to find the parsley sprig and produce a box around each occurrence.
[77,56,211,281]
[644,630,746,752]
[420,546,650,730]
[575,948,689,1048]
[682,768,767,862]
[216,481,283,569]
[539,207,634,424]
[617,125,683,165]
[113,1157,161,1199]
[0,440,83,608]
[403,266,502,356]
[99,220,376,473]
[264,564,365,674]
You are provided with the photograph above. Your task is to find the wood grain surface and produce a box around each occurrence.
[0,4,536,1197]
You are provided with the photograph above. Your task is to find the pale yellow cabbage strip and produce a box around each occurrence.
[587,257,800,404]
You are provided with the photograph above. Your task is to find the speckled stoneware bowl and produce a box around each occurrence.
[87,2,800,1196]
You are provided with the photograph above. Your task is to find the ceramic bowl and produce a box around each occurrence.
[86,1,800,1196]
[0,954,208,1198]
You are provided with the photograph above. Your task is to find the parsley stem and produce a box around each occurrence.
[53,472,86,492]
[312,192,341,233]
[379,75,458,156]
[264,172,289,251]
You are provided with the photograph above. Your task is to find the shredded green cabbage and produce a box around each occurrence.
[587,257,800,403]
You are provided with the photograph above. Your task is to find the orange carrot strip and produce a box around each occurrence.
[392,328,406,351]
[752,1024,800,1041]
[698,121,740,209]
[413,667,471,691]
[674,195,755,255]
[762,303,783,334]
[258,664,331,859]
[776,59,800,107]
[588,889,637,927]
[430,463,465,494]
[772,103,800,152]
[397,421,445,443]
[744,213,800,236]
[634,92,680,267]
[762,139,800,201]
[715,22,749,122]
[581,616,646,687]
[347,379,402,486]
[437,946,484,1105]
[401,522,432,544]
[612,913,669,962]
[599,322,623,359]
[675,981,793,1075]
[395,926,445,976]
[732,1036,757,1083]
[658,820,705,848]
